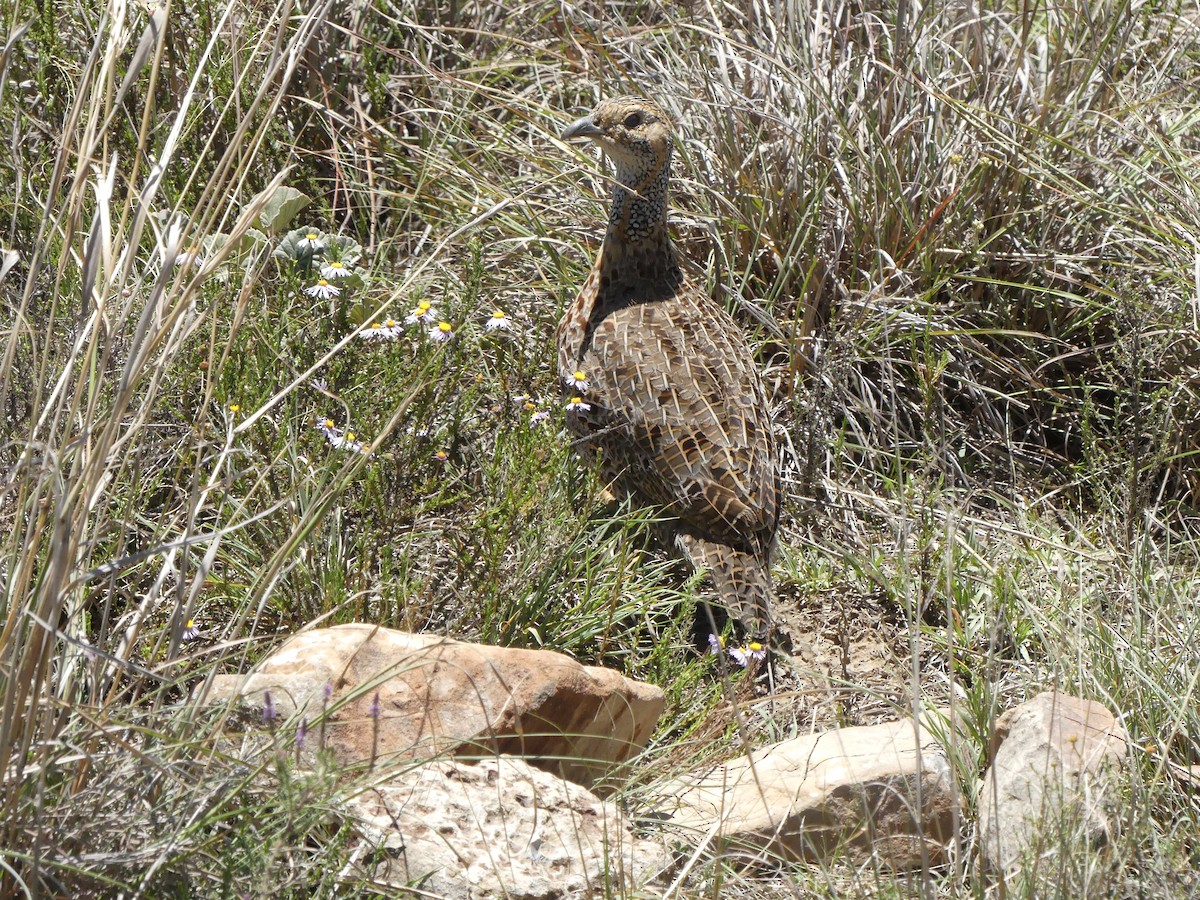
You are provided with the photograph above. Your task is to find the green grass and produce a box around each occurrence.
[3,0,1200,894]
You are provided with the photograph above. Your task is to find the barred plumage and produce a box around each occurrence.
[558,97,781,640]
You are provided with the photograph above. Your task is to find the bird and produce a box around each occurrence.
[557,97,781,642]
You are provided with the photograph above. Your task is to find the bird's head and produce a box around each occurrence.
[561,97,674,187]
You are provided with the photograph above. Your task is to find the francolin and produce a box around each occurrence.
[558,97,781,641]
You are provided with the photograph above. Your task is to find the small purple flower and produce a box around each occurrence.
[318,682,334,750]
[296,717,309,750]
[262,691,277,724]
[368,691,381,719]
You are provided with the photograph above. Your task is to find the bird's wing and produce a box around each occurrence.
[577,294,778,549]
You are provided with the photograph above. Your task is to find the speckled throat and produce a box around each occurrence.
[559,143,685,370]
[595,150,683,337]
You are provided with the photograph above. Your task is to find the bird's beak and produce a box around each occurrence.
[561,115,604,142]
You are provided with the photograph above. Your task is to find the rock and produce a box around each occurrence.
[978,691,1127,873]
[345,756,669,898]
[204,624,664,787]
[663,716,959,869]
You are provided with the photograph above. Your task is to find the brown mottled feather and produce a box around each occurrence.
[557,97,780,640]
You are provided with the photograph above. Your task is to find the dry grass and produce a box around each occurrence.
[2,0,1200,895]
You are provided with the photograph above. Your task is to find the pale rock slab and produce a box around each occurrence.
[978,691,1127,873]
[663,717,959,869]
[345,756,669,898]
[205,624,664,787]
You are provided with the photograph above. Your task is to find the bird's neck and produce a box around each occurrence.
[596,156,682,301]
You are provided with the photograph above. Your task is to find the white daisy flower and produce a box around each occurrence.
[360,321,390,341]
[329,430,365,453]
[174,248,204,269]
[486,309,512,331]
[305,278,340,299]
[729,641,767,667]
[429,321,454,343]
[321,260,352,279]
[298,232,325,252]
[404,300,437,325]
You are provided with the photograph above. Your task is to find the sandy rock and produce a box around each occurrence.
[345,756,668,898]
[663,716,959,869]
[978,691,1127,873]
[204,624,664,787]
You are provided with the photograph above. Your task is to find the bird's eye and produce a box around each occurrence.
[623,112,643,128]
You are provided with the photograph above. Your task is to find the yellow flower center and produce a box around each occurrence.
[438,322,452,332]
[748,641,763,652]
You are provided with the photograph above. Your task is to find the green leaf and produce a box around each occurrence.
[275,227,326,261]
[253,186,310,234]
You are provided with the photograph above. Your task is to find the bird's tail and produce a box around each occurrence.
[675,533,774,642]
